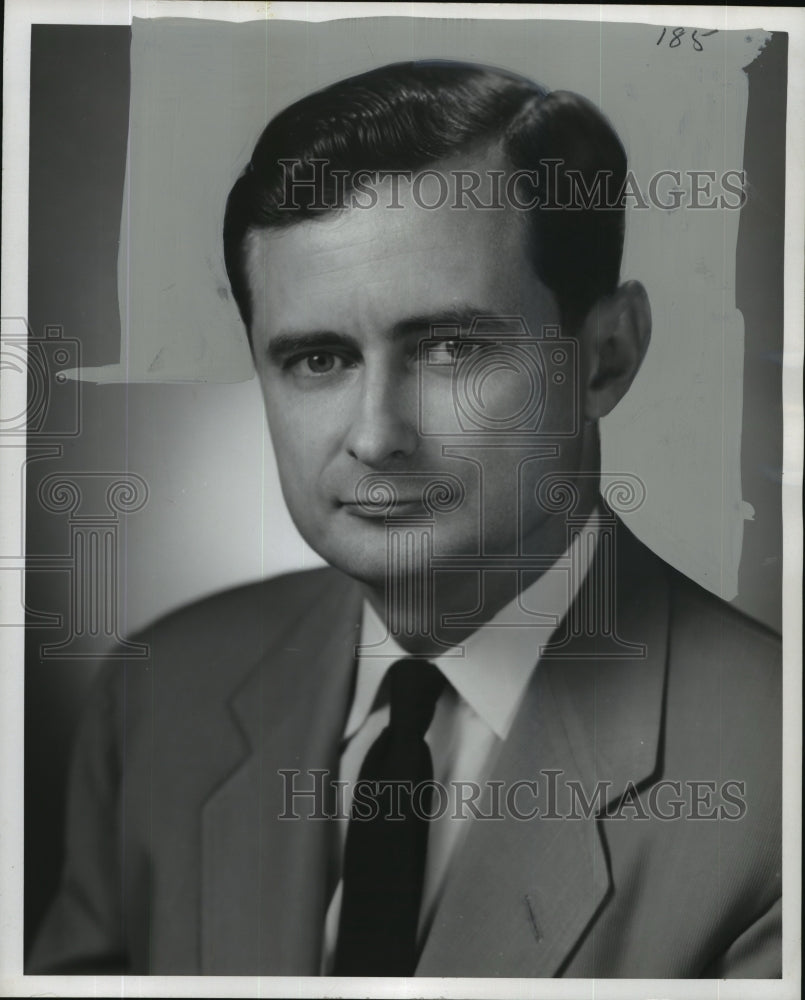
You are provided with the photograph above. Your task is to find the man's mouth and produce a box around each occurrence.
[338,499,429,519]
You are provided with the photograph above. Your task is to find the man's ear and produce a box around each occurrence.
[582,280,652,420]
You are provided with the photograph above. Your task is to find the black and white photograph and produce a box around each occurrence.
[1,3,802,997]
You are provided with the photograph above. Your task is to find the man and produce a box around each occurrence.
[29,61,781,978]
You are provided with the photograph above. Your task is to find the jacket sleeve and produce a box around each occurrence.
[26,665,130,974]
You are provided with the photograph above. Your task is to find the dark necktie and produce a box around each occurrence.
[333,657,446,977]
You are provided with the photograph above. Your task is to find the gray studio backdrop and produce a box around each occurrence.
[24,16,784,948]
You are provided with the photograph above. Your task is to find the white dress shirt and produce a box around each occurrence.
[321,515,599,973]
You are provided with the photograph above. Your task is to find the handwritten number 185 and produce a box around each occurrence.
[657,27,717,51]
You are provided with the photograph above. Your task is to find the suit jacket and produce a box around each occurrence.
[28,519,782,977]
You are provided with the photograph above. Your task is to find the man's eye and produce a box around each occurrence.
[426,339,496,366]
[289,352,342,376]
[306,353,336,374]
[427,340,463,365]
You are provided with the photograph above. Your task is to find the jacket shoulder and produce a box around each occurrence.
[618,519,780,683]
[138,565,344,647]
[660,558,781,801]
[619,523,781,769]
[92,566,351,714]
[665,561,781,671]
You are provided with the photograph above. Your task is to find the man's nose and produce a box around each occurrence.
[345,369,418,467]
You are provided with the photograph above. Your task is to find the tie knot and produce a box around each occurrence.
[387,658,445,738]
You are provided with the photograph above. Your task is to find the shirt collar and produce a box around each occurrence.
[345,511,600,742]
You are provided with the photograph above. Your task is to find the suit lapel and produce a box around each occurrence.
[416,670,612,977]
[200,571,363,974]
[418,519,671,976]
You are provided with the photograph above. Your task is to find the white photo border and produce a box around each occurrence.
[2,3,802,998]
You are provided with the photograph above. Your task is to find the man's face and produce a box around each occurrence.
[247,161,588,585]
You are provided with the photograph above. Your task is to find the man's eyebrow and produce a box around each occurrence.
[265,331,361,363]
[391,306,491,338]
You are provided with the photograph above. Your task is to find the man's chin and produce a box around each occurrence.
[317,548,417,589]
[311,536,435,590]
[298,511,484,587]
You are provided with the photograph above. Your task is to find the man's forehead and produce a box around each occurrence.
[245,212,543,339]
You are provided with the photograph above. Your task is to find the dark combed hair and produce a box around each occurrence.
[223,60,627,335]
